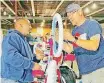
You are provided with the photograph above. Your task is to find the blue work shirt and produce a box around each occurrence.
[1,30,34,82]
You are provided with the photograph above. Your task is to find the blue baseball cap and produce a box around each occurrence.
[66,3,80,13]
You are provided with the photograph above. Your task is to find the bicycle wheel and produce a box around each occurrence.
[60,66,76,83]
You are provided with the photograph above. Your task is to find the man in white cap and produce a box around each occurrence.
[63,3,104,83]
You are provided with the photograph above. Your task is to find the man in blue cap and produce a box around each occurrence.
[63,3,104,83]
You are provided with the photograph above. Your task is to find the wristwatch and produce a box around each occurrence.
[73,36,78,43]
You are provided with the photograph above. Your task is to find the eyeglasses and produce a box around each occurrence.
[67,10,77,20]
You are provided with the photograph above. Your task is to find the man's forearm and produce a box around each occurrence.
[76,39,99,51]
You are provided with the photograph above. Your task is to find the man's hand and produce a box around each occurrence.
[63,29,75,42]
[42,56,48,61]
[32,62,41,70]
[35,48,44,60]
[36,54,44,60]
